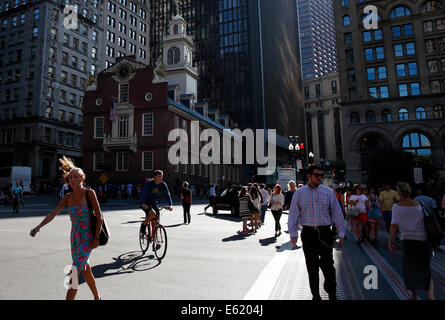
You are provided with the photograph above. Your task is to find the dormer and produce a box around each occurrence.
[194,101,208,118]
[208,108,220,123]
[219,114,230,128]
[180,93,196,108]
[168,84,181,102]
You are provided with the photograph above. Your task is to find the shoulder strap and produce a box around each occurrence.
[85,189,93,213]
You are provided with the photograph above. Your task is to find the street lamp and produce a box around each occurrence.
[288,136,305,185]
[308,152,314,165]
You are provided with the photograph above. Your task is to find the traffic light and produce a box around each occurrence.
[299,143,305,157]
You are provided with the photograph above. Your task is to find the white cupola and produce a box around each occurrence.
[162,13,198,97]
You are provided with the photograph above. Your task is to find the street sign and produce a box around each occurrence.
[413,167,423,184]
[99,173,109,185]
[297,160,303,170]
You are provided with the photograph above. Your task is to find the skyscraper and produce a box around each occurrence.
[150,0,303,140]
[297,0,338,80]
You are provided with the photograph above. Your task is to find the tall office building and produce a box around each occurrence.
[0,0,150,185]
[297,0,338,80]
[150,0,304,141]
[334,0,445,183]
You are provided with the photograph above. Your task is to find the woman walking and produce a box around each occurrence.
[389,182,434,300]
[238,187,252,235]
[269,184,285,237]
[349,186,369,245]
[367,188,381,246]
[180,181,192,224]
[344,188,353,232]
[30,156,103,300]
[249,186,262,234]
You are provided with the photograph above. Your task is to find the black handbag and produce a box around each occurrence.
[86,189,110,246]
[419,201,443,244]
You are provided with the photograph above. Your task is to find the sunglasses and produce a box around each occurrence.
[313,173,324,178]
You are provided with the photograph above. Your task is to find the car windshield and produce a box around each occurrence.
[220,188,230,197]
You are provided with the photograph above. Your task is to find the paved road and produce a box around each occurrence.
[1,195,445,300]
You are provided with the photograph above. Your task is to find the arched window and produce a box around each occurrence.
[351,112,360,124]
[366,110,376,123]
[433,105,444,118]
[398,108,409,121]
[173,24,179,35]
[167,47,180,65]
[382,109,392,122]
[401,132,432,157]
[422,0,444,13]
[390,6,412,18]
[343,15,351,26]
[415,107,427,119]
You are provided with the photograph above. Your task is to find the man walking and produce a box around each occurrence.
[379,183,400,233]
[204,184,216,213]
[259,184,269,225]
[288,166,345,301]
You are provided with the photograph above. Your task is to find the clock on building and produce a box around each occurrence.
[117,64,132,81]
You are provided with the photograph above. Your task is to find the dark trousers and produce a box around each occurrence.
[204,196,216,211]
[183,203,191,224]
[301,226,337,300]
[271,209,282,231]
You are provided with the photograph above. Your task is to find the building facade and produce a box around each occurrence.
[303,73,344,165]
[0,0,151,186]
[334,0,445,183]
[297,0,338,80]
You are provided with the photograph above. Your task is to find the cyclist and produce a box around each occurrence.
[140,170,173,240]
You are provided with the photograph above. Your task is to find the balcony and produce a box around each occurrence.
[103,134,137,153]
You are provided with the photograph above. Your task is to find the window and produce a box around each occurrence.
[118,114,128,138]
[416,107,427,119]
[406,42,416,55]
[422,1,443,13]
[437,18,445,31]
[382,110,392,122]
[365,48,374,61]
[366,110,376,123]
[408,62,418,76]
[304,87,310,99]
[401,133,432,158]
[433,105,444,118]
[119,83,129,103]
[394,44,404,57]
[347,69,356,83]
[396,64,406,77]
[378,66,387,79]
[363,31,372,42]
[380,86,389,98]
[94,117,104,138]
[331,80,337,94]
[390,6,411,18]
[426,39,437,53]
[344,33,352,45]
[399,84,409,97]
[346,49,354,64]
[59,109,66,122]
[142,152,153,171]
[341,0,349,5]
[403,24,413,36]
[398,108,409,120]
[376,47,385,59]
[94,153,104,171]
[424,21,434,33]
[167,47,180,65]
[431,80,442,93]
[369,87,378,99]
[410,82,420,95]
[117,152,129,171]
[142,113,153,136]
[351,112,360,124]
[343,15,351,26]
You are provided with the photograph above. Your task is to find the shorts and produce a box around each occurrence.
[358,212,368,223]
[368,217,380,224]
[142,205,160,219]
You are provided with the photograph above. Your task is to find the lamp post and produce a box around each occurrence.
[308,152,314,166]
[288,136,305,186]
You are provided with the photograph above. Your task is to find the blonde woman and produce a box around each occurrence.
[30,156,103,300]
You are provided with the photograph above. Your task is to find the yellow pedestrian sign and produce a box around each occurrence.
[99,173,109,185]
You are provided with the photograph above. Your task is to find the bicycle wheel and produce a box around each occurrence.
[153,224,167,260]
[139,223,150,254]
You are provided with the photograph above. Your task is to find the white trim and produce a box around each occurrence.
[116,152,129,171]
[142,113,154,136]
[142,151,153,171]
[94,116,105,139]
[93,152,104,172]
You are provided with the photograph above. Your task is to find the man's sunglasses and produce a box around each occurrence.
[313,173,324,178]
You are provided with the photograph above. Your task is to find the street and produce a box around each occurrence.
[1,194,445,300]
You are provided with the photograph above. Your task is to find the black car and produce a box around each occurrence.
[212,186,241,216]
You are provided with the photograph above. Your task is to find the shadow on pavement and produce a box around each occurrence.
[202,212,241,223]
[258,236,277,247]
[164,223,183,228]
[79,251,161,284]
[222,233,249,242]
